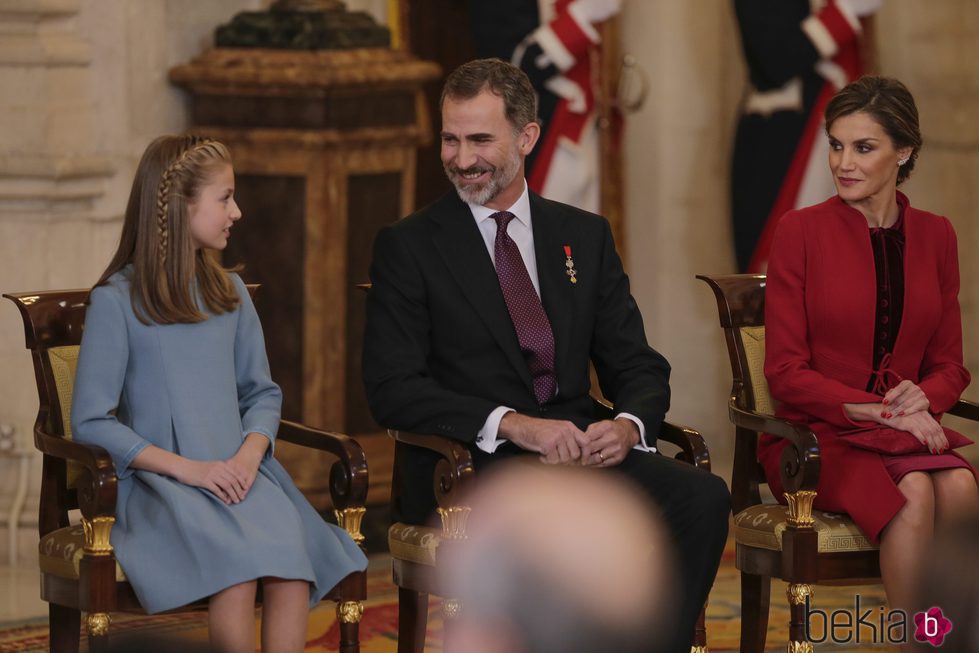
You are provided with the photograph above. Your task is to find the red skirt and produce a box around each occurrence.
[881,452,972,483]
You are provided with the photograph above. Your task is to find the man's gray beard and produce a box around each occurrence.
[453,177,500,206]
[447,149,521,206]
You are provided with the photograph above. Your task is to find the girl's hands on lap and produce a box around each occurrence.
[138,434,269,504]
[175,459,250,505]
[131,445,250,504]
[224,432,270,500]
[881,380,930,418]
[227,446,263,498]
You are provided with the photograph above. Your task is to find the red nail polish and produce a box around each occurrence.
[881,412,887,418]
[882,399,889,405]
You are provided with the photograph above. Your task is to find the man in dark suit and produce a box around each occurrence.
[363,58,729,653]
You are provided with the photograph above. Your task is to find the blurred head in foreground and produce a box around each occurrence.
[439,462,676,653]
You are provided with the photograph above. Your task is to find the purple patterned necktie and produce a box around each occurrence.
[491,211,557,405]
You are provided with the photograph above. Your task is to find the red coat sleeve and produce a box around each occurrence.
[764,212,882,428]
[917,218,971,413]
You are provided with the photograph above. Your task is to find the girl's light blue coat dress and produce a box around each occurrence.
[71,269,367,613]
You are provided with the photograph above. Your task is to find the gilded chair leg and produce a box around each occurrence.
[786,584,814,653]
[441,598,463,653]
[49,604,80,653]
[691,601,708,653]
[397,588,428,653]
[740,572,770,653]
[336,600,364,653]
[85,612,111,653]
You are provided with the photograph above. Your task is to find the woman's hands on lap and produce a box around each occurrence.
[881,410,949,454]
[879,381,946,452]
[881,380,930,418]
[844,383,946,453]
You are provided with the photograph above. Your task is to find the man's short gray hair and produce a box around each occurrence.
[441,58,540,132]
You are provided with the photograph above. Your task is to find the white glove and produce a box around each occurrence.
[837,0,883,18]
[569,0,622,24]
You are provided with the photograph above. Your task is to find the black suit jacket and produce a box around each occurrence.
[363,190,670,522]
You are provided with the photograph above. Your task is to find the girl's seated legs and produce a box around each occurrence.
[261,577,311,653]
[209,580,258,653]
[208,577,310,653]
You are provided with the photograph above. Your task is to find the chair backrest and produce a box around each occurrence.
[697,274,772,512]
[697,275,773,413]
[5,290,90,491]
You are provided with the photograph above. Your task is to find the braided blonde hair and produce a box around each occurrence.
[155,139,220,266]
[95,134,240,324]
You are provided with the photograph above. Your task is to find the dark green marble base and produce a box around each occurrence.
[215,8,390,50]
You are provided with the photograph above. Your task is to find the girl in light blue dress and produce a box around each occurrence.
[71,134,367,653]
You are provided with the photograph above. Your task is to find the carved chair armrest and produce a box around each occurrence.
[34,424,117,521]
[728,401,821,494]
[658,421,711,471]
[388,430,475,512]
[276,420,368,546]
[947,399,979,422]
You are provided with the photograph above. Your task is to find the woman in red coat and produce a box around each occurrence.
[759,76,979,612]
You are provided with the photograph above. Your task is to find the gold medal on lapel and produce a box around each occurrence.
[563,245,577,284]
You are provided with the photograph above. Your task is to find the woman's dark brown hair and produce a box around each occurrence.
[95,134,239,324]
[825,76,922,185]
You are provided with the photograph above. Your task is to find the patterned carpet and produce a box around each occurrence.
[0,542,895,652]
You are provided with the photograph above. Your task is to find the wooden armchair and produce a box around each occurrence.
[385,401,714,653]
[3,288,369,653]
[697,273,979,652]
